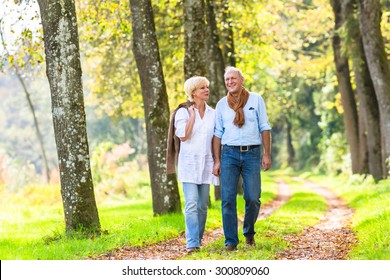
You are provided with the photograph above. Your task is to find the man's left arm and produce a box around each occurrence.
[261,130,271,171]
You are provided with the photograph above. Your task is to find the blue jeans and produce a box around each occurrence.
[220,145,261,246]
[182,183,210,248]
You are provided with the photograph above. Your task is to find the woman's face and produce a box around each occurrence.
[193,84,209,101]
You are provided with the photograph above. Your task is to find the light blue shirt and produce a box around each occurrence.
[214,92,271,145]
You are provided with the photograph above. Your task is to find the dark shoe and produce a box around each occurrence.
[187,247,199,253]
[245,237,255,246]
[225,244,237,252]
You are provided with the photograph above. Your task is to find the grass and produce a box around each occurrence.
[305,173,390,260]
[0,171,276,260]
[1,170,389,260]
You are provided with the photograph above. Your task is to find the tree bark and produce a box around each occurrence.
[344,0,383,178]
[330,0,361,174]
[358,0,390,178]
[286,117,295,166]
[205,0,226,108]
[221,0,236,67]
[37,0,100,232]
[130,0,181,215]
[184,0,207,79]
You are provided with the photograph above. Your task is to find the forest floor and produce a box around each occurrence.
[90,178,357,260]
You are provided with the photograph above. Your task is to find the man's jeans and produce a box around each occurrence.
[220,145,261,246]
[182,183,210,248]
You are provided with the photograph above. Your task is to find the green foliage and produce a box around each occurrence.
[228,0,337,170]
[317,132,349,175]
[76,0,186,120]
[1,0,388,184]
[76,0,143,119]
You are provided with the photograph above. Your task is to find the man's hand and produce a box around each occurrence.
[261,154,271,171]
[213,161,220,176]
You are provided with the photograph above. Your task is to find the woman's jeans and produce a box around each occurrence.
[182,183,210,248]
[220,145,261,246]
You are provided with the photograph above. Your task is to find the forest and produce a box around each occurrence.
[0,0,390,262]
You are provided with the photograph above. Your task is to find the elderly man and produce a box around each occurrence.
[212,66,272,251]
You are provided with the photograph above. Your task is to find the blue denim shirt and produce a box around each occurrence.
[214,93,271,146]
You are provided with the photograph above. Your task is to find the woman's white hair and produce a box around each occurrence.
[184,76,210,101]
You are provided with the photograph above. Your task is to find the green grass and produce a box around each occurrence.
[3,170,388,260]
[303,173,390,260]
[0,171,277,260]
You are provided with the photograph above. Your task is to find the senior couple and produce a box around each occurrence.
[167,66,272,253]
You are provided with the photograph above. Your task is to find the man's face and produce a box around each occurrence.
[225,71,244,94]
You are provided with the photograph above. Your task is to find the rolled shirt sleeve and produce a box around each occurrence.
[257,95,272,132]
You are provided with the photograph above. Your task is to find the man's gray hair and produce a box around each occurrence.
[224,66,243,79]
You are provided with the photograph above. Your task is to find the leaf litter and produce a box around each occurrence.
[277,178,357,260]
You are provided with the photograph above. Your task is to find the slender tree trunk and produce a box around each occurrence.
[286,118,295,166]
[330,0,360,174]
[221,0,236,67]
[357,104,369,173]
[205,0,226,108]
[0,28,51,183]
[37,0,100,232]
[344,0,382,178]
[15,70,51,183]
[358,0,390,177]
[184,0,207,79]
[130,0,181,215]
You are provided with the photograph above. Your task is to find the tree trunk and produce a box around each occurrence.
[330,0,360,174]
[130,0,181,215]
[286,117,295,166]
[358,0,390,178]
[221,0,236,67]
[0,28,51,183]
[37,0,100,232]
[205,0,226,108]
[344,0,382,178]
[15,70,51,183]
[184,0,207,79]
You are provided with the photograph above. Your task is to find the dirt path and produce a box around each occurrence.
[90,180,292,260]
[89,178,357,260]
[277,178,357,260]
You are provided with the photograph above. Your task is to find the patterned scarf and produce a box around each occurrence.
[227,87,249,128]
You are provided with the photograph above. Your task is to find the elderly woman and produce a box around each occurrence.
[174,76,219,253]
